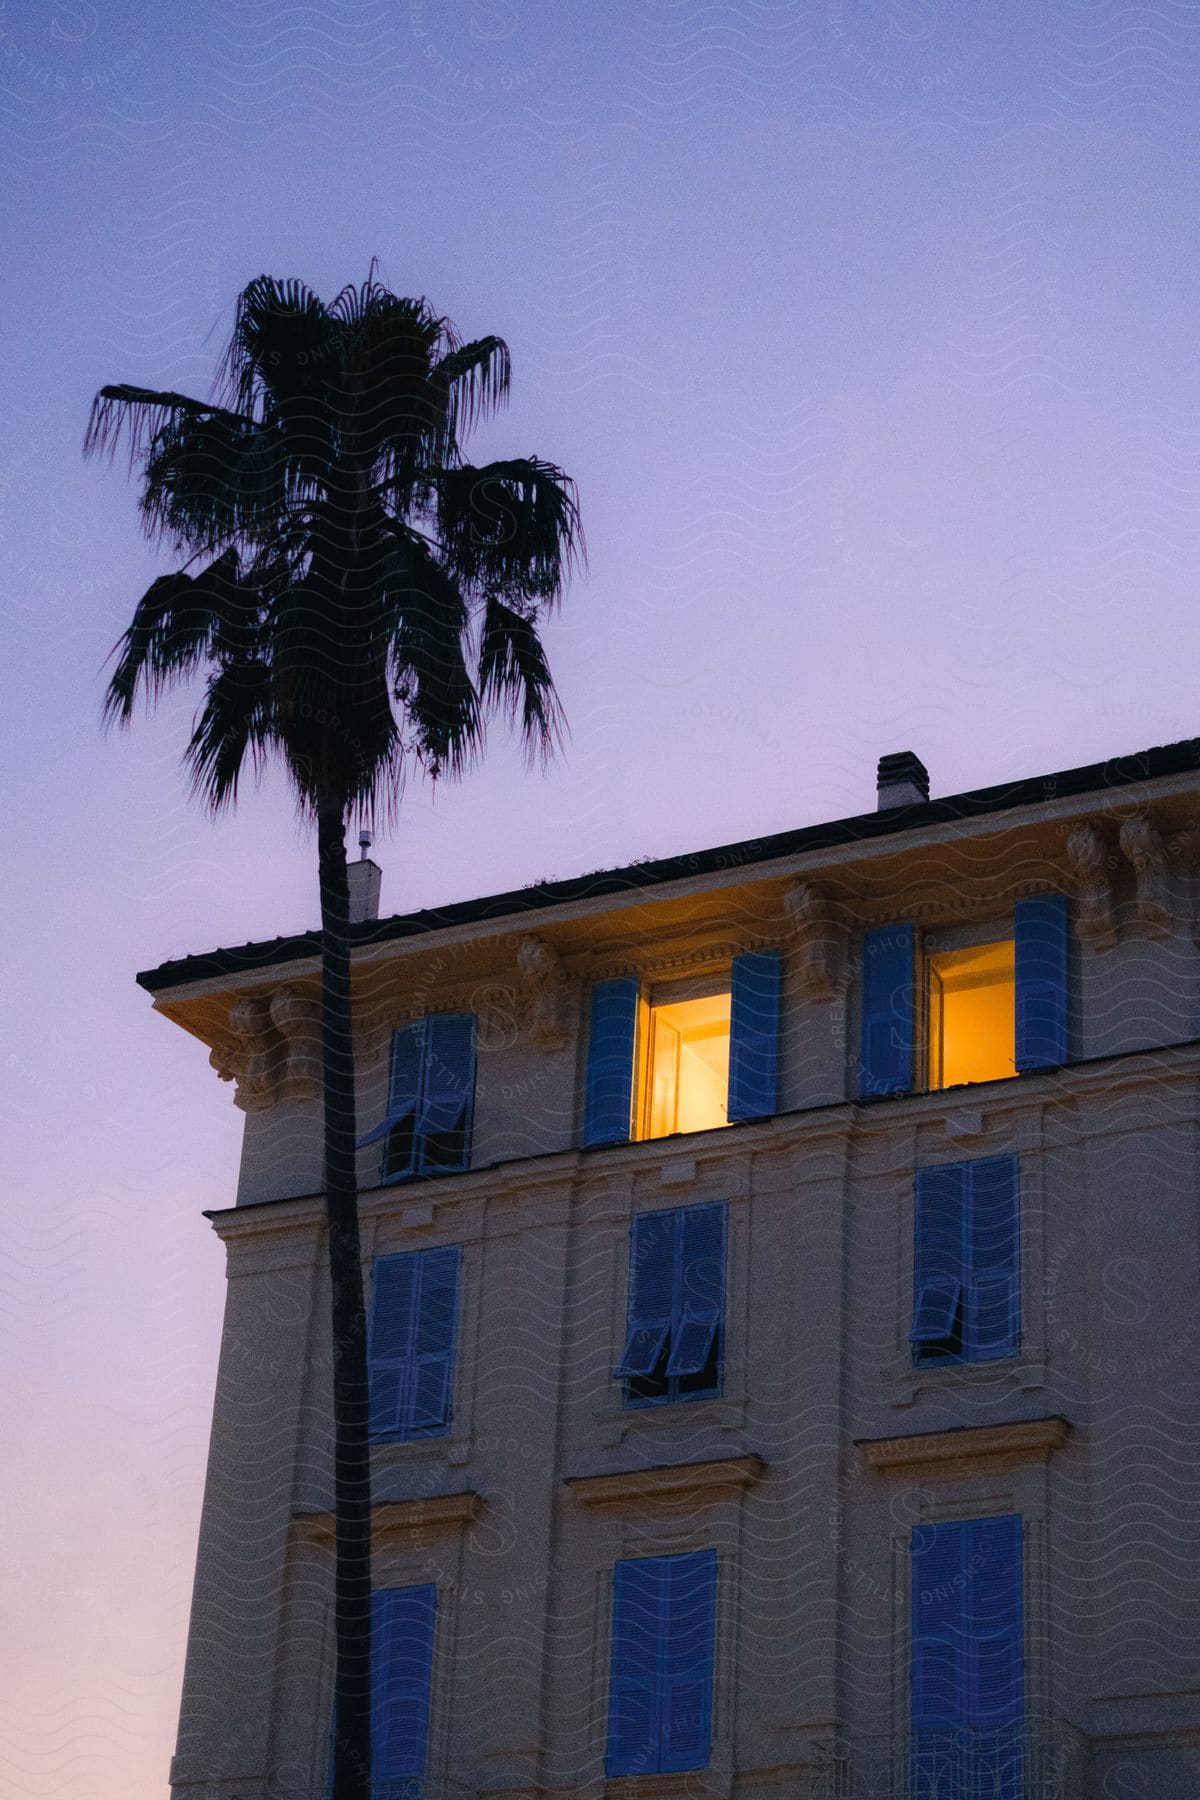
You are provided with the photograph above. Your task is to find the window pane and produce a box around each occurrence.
[927,939,1015,1090]
[642,994,731,1140]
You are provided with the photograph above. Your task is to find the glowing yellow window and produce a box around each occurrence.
[927,938,1016,1091]
[641,992,732,1140]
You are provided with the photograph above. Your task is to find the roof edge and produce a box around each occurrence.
[138,736,1200,995]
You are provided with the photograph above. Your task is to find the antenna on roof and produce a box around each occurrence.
[358,828,374,862]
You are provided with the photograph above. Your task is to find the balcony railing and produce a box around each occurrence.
[808,1720,1088,1800]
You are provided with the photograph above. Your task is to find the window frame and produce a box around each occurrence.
[367,1245,463,1444]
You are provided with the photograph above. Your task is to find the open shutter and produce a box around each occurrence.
[372,1584,437,1797]
[1014,894,1068,1071]
[967,1157,1019,1361]
[584,978,640,1147]
[667,1203,725,1377]
[607,1557,667,1777]
[727,950,782,1122]
[368,1254,419,1439]
[616,1209,678,1379]
[418,1014,475,1173]
[659,1550,716,1772]
[360,1022,425,1176]
[409,1247,460,1432]
[911,1164,967,1357]
[859,924,915,1097]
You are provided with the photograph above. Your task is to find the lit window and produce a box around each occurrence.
[926,938,1015,1091]
[641,992,731,1139]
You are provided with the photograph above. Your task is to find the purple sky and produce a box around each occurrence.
[4,4,1200,1792]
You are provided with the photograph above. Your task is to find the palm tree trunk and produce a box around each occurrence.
[318,801,373,1800]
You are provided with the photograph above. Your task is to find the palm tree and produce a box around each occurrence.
[86,270,582,1800]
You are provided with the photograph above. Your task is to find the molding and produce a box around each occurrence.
[783,881,848,999]
[1064,823,1118,950]
[515,933,571,1051]
[565,1452,765,1509]
[293,1492,484,1542]
[1119,816,1174,937]
[857,1416,1070,1476]
[209,982,323,1111]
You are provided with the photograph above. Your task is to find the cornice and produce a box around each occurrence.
[293,1492,483,1542]
[856,1417,1070,1476]
[564,1452,765,1509]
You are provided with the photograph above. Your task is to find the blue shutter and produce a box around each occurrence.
[911,1520,968,1730]
[368,1249,460,1441]
[607,1552,716,1777]
[361,1023,425,1174]
[727,951,782,1122]
[659,1550,716,1772]
[607,1557,667,1777]
[409,1247,461,1432]
[966,1157,1019,1362]
[1014,895,1068,1071]
[912,1516,1024,1800]
[859,924,915,1097]
[911,1164,967,1357]
[616,1209,678,1378]
[667,1203,725,1377]
[418,1014,475,1173]
[368,1254,419,1439]
[372,1584,437,1797]
[966,1515,1023,1729]
[584,978,640,1147]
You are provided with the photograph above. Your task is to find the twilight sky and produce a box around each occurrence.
[4,3,1200,1793]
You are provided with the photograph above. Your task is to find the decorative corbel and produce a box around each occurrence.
[269,986,323,1100]
[1119,816,1174,937]
[782,880,847,1000]
[515,934,570,1052]
[210,994,287,1112]
[1064,823,1118,950]
[207,986,322,1110]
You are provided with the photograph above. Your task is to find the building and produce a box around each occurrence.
[145,742,1200,1799]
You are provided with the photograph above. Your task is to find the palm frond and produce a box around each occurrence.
[84,385,248,467]
[429,336,512,457]
[184,657,275,813]
[477,596,565,762]
[103,551,253,724]
[382,534,481,778]
[139,414,290,549]
[436,457,584,603]
[219,275,331,417]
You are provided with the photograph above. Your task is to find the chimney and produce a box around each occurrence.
[347,829,382,923]
[876,750,930,811]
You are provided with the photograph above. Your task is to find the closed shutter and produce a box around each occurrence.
[372,1584,438,1797]
[911,1516,1024,1800]
[615,1209,677,1378]
[584,978,640,1147]
[667,1203,725,1377]
[911,1164,967,1357]
[408,1247,461,1432]
[727,950,782,1122]
[606,1557,667,1777]
[966,1157,1019,1361]
[368,1248,461,1441]
[1014,894,1068,1071]
[659,1550,717,1772]
[368,1253,419,1438]
[606,1552,716,1777]
[418,1014,475,1173]
[859,924,915,1096]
